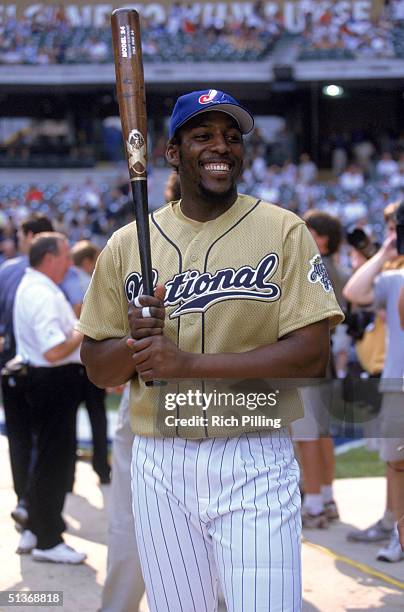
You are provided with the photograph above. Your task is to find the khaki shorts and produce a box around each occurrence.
[291,384,332,441]
[378,392,404,462]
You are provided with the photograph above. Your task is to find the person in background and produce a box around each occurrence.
[0,238,17,263]
[292,210,349,528]
[13,232,85,563]
[298,152,318,185]
[343,200,404,563]
[344,202,400,546]
[395,285,404,553]
[60,240,111,487]
[0,213,53,535]
[72,240,111,485]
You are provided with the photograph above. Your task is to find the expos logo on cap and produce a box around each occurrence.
[169,89,254,138]
[198,89,219,105]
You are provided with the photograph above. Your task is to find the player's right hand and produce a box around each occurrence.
[128,284,166,339]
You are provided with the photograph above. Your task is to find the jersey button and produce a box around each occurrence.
[189,317,196,325]
[190,253,199,262]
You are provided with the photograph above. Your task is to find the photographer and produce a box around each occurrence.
[343,200,404,563]
[344,227,384,390]
[292,210,349,528]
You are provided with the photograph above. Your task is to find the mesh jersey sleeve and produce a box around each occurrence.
[278,222,344,338]
[76,241,128,340]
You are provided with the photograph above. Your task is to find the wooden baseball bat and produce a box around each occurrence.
[111,8,162,387]
[111,8,153,296]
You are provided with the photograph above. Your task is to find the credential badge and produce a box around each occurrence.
[307,255,332,292]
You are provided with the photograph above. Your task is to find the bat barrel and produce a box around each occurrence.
[111,8,147,182]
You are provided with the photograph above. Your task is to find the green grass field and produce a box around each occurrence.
[335,446,385,479]
[106,392,121,412]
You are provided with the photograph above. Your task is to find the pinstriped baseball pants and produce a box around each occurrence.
[131,430,302,612]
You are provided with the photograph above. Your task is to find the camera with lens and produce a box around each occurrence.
[346,227,379,259]
[344,308,374,341]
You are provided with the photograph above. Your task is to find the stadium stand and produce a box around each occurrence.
[0,7,283,65]
[0,3,403,66]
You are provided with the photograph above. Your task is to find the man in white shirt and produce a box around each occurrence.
[13,232,86,564]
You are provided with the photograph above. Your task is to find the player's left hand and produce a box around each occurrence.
[126,335,190,381]
[128,284,166,339]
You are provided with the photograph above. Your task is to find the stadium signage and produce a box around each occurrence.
[0,1,383,31]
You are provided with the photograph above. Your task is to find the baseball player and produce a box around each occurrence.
[78,90,343,611]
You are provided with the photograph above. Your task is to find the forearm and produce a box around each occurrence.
[80,335,137,387]
[44,330,83,363]
[131,320,330,382]
[188,334,328,380]
[343,251,386,304]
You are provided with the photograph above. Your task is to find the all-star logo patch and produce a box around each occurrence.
[307,255,332,292]
[124,254,281,317]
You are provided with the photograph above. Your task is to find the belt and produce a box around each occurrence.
[28,363,82,374]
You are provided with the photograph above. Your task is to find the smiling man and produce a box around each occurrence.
[78,90,343,611]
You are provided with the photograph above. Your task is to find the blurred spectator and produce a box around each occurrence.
[298,153,318,185]
[60,240,111,487]
[331,134,349,176]
[12,232,85,563]
[292,210,348,528]
[339,164,365,192]
[352,138,375,175]
[164,170,181,203]
[0,214,53,534]
[390,165,404,189]
[251,144,267,182]
[102,117,124,163]
[25,184,44,205]
[342,192,368,226]
[280,159,298,186]
[377,152,399,179]
[343,201,404,562]
[0,238,17,263]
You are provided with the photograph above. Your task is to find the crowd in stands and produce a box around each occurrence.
[1,139,403,262]
[1,120,404,261]
[1,2,404,65]
[0,4,282,65]
[239,130,404,244]
[299,2,404,60]
[0,176,133,261]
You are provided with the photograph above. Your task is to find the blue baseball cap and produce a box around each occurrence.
[169,89,254,139]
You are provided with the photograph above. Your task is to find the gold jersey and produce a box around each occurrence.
[77,194,344,438]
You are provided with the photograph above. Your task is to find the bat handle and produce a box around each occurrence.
[131,181,166,387]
